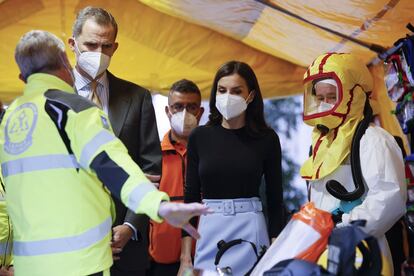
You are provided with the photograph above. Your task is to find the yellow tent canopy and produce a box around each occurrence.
[1,0,413,103]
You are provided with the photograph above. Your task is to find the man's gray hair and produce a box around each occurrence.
[72,6,118,39]
[15,30,66,81]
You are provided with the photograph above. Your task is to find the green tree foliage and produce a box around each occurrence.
[264,96,306,213]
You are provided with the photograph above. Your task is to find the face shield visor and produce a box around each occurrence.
[303,77,341,118]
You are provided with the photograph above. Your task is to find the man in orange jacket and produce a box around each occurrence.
[149,79,204,276]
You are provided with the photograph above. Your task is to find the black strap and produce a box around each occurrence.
[0,177,5,192]
[0,108,5,125]
[356,236,382,276]
[214,239,258,266]
[407,23,414,33]
[326,95,372,201]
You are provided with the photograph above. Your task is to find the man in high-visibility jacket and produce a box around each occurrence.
[0,30,209,276]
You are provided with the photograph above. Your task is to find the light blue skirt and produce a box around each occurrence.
[194,197,269,275]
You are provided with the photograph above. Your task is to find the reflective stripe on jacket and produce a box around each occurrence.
[0,73,168,276]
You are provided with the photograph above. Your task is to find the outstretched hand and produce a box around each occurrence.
[158,202,212,239]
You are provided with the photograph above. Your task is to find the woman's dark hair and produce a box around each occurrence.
[207,60,271,136]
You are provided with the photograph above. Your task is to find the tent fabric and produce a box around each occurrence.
[0,0,306,103]
[0,0,413,105]
[141,0,414,66]
[138,0,414,148]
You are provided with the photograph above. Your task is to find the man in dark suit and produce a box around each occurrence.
[68,6,161,276]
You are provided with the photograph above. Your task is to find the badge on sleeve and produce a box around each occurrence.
[4,103,38,155]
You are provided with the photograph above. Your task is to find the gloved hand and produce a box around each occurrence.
[158,202,212,239]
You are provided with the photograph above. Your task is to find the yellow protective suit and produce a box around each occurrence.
[301,53,407,275]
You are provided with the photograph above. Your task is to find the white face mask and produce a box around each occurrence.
[74,40,111,79]
[215,93,248,120]
[317,101,335,113]
[170,109,198,137]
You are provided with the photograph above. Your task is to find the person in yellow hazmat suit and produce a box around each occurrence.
[300,53,407,275]
[0,30,210,276]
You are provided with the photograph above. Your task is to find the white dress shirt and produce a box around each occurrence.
[73,69,109,114]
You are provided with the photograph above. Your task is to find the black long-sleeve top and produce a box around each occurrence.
[184,124,284,238]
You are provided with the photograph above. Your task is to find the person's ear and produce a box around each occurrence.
[111,42,119,56]
[246,90,256,104]
[196,107,205,122]
[68,37,76,53]
[165,106,172,119]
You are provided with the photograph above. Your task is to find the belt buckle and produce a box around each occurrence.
[223,200,235,216]
[252,200,262,212]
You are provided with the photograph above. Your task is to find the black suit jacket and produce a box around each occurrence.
[107,71,162,272]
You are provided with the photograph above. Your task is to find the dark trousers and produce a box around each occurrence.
[110,233,149,276]
[148,261,180,276]
[385,218,406,276]
[110,266,147,276]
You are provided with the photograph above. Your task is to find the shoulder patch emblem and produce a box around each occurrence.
[4,102,38,155]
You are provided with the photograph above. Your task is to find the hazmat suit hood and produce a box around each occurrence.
[300,53,373,180]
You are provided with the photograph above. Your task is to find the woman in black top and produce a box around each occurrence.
[179,61,285,275]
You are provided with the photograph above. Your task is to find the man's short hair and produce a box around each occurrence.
[72,6,118,39]
[169,79,201,96]
[15,30,66,81]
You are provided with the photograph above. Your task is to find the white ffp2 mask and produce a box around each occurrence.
[215,93,248,120]
[170,109,198,136]
[74,40,111,79]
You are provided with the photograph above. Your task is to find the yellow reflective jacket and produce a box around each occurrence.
[0,180,12,268]
[0,73,169,276]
